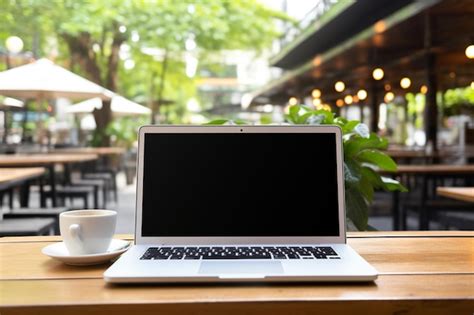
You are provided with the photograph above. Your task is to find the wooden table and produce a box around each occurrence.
[0,231,472,314]
[437,187,474,203]
[0,168,45,217]
[50,147,125,176]
[50,147,126,156]
[383,164,474,230]
[0,167,45,190]
[386,147,474,161]
[0,154,98,207]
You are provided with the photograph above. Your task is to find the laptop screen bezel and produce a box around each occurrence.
[134,125,346,245]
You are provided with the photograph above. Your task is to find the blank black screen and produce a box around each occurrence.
[142,132,340,236]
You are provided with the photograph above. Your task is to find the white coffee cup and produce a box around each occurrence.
[60,210,117,255]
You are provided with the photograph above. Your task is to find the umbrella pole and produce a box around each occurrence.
[2,109,8,143]
[37,95,45,147]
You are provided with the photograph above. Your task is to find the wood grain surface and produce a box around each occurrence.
[0,154,98,166]
[50,147,125,156]
[437,187,474,203]
[383,164,474,175]
[0,232,472,315]
[0,167,45,184]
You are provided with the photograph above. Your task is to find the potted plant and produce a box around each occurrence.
[207,105,407,231]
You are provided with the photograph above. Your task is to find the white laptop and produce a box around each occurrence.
[104,125,378,283]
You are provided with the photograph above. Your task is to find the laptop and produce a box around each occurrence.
[104,125,378,283]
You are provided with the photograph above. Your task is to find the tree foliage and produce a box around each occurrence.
[0,0,290,144]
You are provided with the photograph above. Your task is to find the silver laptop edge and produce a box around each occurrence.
[104,125,378,283]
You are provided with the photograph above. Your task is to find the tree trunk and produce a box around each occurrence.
[152,50,169,124]
[63,29,126,146]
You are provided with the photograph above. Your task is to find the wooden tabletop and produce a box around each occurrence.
[437,187,474,203]
[0,231,472,314]
[384,164,474,175]
[0,167,45,184]
[50,147,126,156]
[386,146,474,159]
[0,154,98,166]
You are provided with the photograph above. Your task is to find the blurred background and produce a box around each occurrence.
[0,0,473,235]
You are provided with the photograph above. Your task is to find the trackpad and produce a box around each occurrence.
[199,261,283,275]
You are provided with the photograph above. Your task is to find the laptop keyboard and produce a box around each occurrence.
[140,246,339,260]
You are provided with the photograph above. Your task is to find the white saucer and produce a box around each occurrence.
[42,239,131,266]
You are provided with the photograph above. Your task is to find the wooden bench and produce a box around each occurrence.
[3,207,69,234]
[0,218,55,236]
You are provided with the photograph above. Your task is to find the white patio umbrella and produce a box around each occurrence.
[0,96,24,108]
[0,58,113,100]
[66,96,151,116]
[0,58,113,143]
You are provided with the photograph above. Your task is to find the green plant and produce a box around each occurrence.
[103,116,147,149]
[206,105,407,231]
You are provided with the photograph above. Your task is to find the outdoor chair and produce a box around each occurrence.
[3,206,70,234]
[42,185,96,209]
[69,177,107,208]
[82,172,117,203]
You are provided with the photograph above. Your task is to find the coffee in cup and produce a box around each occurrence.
[60,210,117,255]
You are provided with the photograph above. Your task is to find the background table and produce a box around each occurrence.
[49,147,125,156]
[437,187,474,203]
[0,167,45,217]
[383,164,474,230]
[0,231,472,314]
[0,154,98,207]
[0,167,45,190]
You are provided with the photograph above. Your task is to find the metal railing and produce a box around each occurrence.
[279,0,337,48]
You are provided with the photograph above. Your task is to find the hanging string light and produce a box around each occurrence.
[357,89,368,100]
[384,92,395,103]
[289,97,298,106]
[465,45,474,59]
[344,95,353,105]
[335,81,345,92]
[311,89,321,98]
[372,67,384,80]
[400,77,411,89]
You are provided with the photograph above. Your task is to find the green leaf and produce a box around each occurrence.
[358,173,374,203]
[356,150,397,171]
[204,119,247,125]
[341,120,359,134]
[288,105,300,123]
[360,166,385,189]
[344,133,388,158]
[312,109,334,124]
[381,176,408,192]
[205,119,230,125]
[298,112,313,124]
[353,123,370,138]
[344,160,361,184]
[345,186,369,231]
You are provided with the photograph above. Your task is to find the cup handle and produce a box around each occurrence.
[69,224,81,240]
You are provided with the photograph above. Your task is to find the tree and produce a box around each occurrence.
[0,0,290,145]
